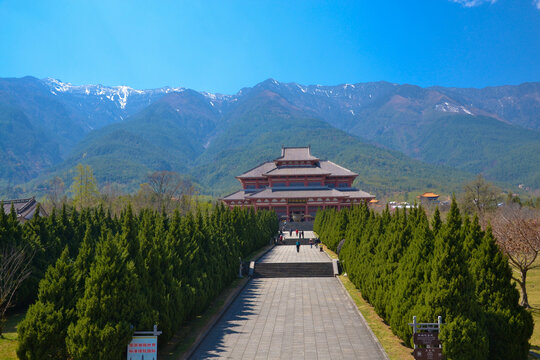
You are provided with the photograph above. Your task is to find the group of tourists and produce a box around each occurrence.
[295,238,321,252]
[277,229,320,252]
[287,228,306,238]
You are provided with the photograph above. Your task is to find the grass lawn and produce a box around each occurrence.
[321,244,413,360]
[522,262,540,359]
[0,312,25,360]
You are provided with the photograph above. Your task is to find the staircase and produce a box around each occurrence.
[282,221,314,232]
[253,262,334,278]
[279,238,314,246]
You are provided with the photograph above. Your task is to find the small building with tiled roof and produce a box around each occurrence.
[417,192,440,205]
[2,197,48,222]
[222,146,375,221]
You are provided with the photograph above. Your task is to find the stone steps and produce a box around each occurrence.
[279,238,317,246]
[253,262,334,278]
[281,221,314,231]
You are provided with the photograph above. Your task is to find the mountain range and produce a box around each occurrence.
[1,76,539,198]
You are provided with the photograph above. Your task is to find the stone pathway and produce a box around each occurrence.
[190,246,388,360]
[282,230,317,240]
[258,245,330,263]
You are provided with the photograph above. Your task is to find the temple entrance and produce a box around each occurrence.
[289,205,306,222]
[291,211,304,222]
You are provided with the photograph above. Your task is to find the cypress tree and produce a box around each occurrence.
[431,207,442,235]
[66,232,146,360]
[469,227,533,359]
[389,217,434,344]
[17,247,77,360]
[428,199,488,359]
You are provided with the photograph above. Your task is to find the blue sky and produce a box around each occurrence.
[0,0,539,93]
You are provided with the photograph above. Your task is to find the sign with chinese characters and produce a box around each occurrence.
[127,336,157,360]
[412,347,443,360]
[287,198,307,204]
[409,316,444,360]
[414,332,441,347]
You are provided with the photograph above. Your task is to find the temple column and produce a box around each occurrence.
[305,204,308,217]
[286,205,290,220]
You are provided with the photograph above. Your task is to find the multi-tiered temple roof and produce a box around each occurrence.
[222,147,374,220]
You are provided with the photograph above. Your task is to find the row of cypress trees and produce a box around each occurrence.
[314,200,533,360]
[13,204,277,360]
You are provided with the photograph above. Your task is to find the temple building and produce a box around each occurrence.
[417,192,440,205]
[1,197,47,223]
[222,147,375,221]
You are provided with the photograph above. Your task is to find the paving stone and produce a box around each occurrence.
[190,243,387,359]
[191,275,387,359]
[257,243,331,263]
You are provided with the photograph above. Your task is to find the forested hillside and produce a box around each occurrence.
[51,90,219,187]
[52,86,474,196]
[191,88,473,196]
[2,76,540,198]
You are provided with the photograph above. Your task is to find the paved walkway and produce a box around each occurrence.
[282,230,317,240]
[258,245,331,263]
[191,247,388,359]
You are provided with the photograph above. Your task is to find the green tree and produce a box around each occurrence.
[17,248,77,360]
[70,164,99,210]
[469,227,533,359]
[428,199,488,359]
[66,233,145,360]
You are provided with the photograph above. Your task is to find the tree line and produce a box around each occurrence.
[42,164,200,216]
[314,200,533,360]
[5,203,277,359]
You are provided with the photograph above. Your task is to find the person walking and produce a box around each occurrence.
[302,230,305,239]
[289,229,292,237]
[309,238,313,248]
[296,240,300,253]
[296,229,299,237]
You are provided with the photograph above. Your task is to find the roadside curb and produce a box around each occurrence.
[181,244,275,360]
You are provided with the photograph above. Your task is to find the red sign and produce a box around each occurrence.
[413,347,443,360]
[414,332,441,347]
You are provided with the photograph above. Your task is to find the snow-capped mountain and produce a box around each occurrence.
[1,75,539,190]
[42,77,185,110]
[434,101,474,115]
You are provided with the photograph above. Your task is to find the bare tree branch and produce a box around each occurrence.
[147,171,196,213]
[0,245,34,335]
[490,205,540,308]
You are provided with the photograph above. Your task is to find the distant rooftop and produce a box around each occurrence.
[418,192,440,198]
[275,146,319,162]
[237,159,357,179]
[1,197,47,222]
[264,166,330,177]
